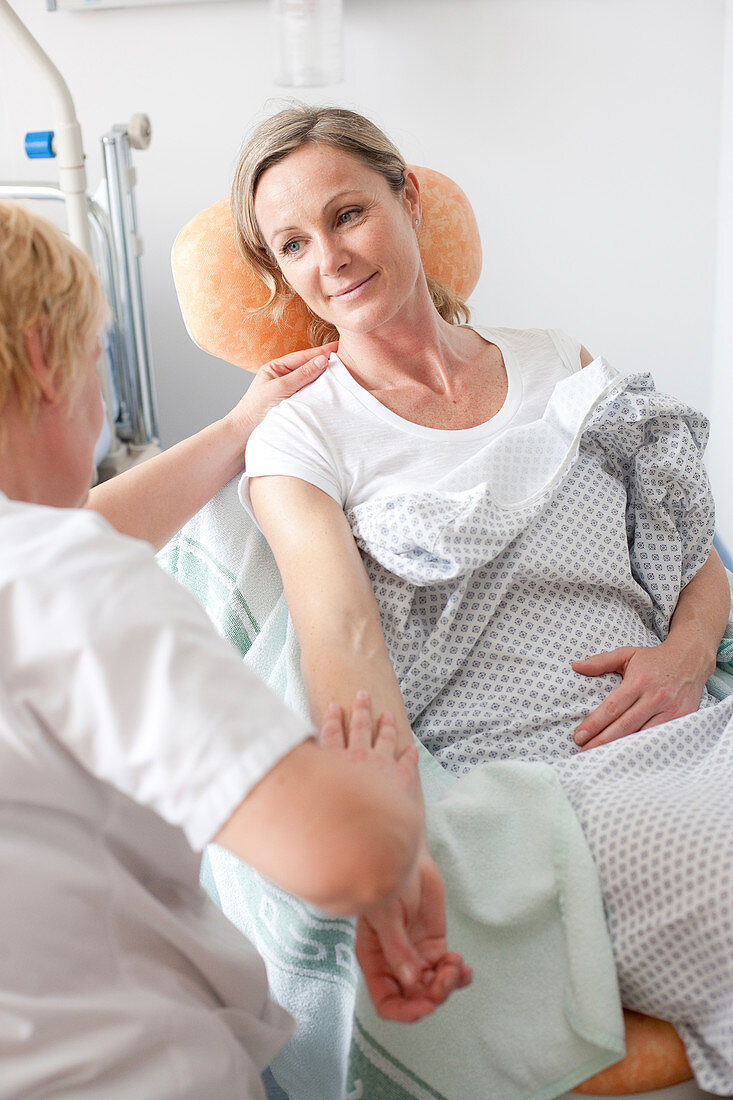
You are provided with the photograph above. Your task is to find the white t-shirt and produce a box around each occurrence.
[0,493,310,1099]
[240,327,582,516]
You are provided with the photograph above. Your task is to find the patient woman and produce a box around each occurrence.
[232,105,733,1092]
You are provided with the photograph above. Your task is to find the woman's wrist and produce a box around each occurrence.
[661,626,717,684]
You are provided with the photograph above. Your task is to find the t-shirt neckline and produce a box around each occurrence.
[328,327,522,440]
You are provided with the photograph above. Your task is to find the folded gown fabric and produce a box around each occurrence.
[346,359,717,771]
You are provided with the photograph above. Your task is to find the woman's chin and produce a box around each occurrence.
[324,301,403,340]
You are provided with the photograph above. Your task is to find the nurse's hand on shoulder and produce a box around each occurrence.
[227,342,337,442]
[319,691,419,789]
[572,639,707,750]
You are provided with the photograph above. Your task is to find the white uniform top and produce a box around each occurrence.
[240,327,582,516]
[0,493,309,1099]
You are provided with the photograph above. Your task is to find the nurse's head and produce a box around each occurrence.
[0,202,107,422]
[231,105,469,345]
[0,202,108,506]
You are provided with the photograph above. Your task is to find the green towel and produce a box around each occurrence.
[350,758,624,1100]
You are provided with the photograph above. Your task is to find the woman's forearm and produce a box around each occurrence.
[251,474,425,809]
[301,623,416,757]
[86,415,244,551]
[666,547,729,678]
[302,635,426,825]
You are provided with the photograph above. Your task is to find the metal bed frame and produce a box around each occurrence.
[0,1,159,475]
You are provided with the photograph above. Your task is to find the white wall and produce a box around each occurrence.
[0,0,727,468]
[710,0,733,553]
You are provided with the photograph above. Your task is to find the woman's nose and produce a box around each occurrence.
[316,234,349,277]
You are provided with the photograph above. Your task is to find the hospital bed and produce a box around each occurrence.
[167,176,733,1100]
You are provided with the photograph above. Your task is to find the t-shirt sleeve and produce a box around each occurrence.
[547,329,584,374]
[9,509,310,850]
[239,402,343,523]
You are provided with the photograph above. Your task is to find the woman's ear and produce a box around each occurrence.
[25,321,60,403]
[403,169,422,227]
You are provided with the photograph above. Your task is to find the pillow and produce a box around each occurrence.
[172,166,482,371]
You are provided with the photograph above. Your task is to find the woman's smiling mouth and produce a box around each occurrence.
[330,273,377,300]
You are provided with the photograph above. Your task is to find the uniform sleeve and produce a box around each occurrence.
[240,401,343,523]
[9,510,310,850]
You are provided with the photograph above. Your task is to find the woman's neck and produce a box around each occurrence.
[336,302,474,398]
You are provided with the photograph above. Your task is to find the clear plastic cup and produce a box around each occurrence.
[270,0,344,87]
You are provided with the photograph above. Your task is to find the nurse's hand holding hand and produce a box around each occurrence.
[86,342,336,552]
[320,693,472,1022]
[573,546,729,750]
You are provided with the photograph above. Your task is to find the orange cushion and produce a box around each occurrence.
[172,166,482,372]
[573,1011,692,1095]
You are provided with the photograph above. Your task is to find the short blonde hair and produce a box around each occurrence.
[0,201,108,419]
[231,105,469,346]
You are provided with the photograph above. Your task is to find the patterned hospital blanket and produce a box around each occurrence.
[159,360,733,1098]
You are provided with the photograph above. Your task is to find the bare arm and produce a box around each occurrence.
[574,546,729,749]
[250,474,417,760]
[250,475,471,1016]
[666,545,730,674]
[86,345,334,551]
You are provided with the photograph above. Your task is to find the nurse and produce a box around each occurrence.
[0,201,469,1098]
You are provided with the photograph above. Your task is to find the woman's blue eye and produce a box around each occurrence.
[339,209,361,224]
[282,239,301,256]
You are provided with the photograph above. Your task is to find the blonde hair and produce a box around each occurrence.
[0,201,108,419]
[231,104,469,345]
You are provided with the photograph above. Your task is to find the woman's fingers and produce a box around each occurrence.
[574,679,640,745]
[574,643,705,749]
[573,647,637,745]
[359,906,425,993]
[269,353,329,396]
[572,646,636,677]
[579,699,661,750]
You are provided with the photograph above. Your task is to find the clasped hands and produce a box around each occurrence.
[320,693,472,1023]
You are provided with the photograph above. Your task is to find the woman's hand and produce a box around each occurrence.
[226,342,337,442]
[355,849,472,1023]
[572,638,710,750]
